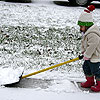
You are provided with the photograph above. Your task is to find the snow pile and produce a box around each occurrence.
[0,67,24,85]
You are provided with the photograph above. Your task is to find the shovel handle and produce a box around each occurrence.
[22,56,83,79]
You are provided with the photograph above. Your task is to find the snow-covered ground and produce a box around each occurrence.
[1,87,100,100]
[0,0,100,100]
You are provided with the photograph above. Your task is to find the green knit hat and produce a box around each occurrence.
[78,21,94,26]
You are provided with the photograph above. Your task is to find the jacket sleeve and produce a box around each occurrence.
[84,33,99,58]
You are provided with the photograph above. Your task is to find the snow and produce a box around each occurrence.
[0,67,24,85]
[0,87,99,100]
[0,0,83,27]
[0,0,100,100]
[1,87,100,100]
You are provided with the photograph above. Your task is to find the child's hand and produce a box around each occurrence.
[83,56,90,60]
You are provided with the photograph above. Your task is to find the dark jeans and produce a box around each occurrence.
[83,60,100,80]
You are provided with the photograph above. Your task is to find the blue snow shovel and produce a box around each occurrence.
[4,55,83,87]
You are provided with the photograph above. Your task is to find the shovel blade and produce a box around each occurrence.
[3,73,23,87]
[0,67,24,87]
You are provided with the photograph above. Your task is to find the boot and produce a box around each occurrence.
[91,81,100,92]
[81,76,95,88]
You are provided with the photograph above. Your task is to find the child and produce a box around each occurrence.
[78,5,100,92]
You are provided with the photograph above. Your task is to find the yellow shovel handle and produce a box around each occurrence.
[22,57,80,79]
